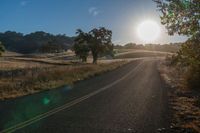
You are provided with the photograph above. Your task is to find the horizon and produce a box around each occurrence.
[0,0,188,44]
[0,1,199,132]
[0,30,184,46]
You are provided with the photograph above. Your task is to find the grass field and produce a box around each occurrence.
[0,49,170,100]
[114,49,172,59]
[0,51,130,100]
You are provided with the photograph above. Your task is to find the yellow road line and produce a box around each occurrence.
[1,61,144,133]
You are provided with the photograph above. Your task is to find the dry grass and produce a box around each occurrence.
[0,60,128,100]
[1,51,23,57]
[0,60,54,70]
[114,50,172,59]
[8,57,73,65]
[158,60,200,133]
[0,51,76,70]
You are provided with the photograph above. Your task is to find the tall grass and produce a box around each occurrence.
[0,61,127,100]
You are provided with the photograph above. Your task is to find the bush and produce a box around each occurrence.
[185,65,200,90]
[171,37,200,90]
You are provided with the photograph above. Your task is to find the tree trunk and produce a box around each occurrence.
[82,56,87,62]
[92,52,98,64]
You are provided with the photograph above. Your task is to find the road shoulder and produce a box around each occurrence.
[158,60,200,133]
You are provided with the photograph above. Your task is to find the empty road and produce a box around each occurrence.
[0,59,170,133]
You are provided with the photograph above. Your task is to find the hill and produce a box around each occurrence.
[0,31,74,54]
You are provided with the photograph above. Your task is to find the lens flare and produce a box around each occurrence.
[43,97,50,105]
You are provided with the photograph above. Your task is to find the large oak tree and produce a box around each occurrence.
[74,27,113,64]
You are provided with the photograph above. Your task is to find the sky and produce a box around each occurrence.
[0,0,188,45]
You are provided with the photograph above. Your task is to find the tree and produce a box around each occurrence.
[154,0,200,89]
[73,29,90,62]
[177,38,200,89]
[154,0,200,37]
[100,42,114,58]
[74,27,113,64]
[0,41,5,56]
[88,27,113,64]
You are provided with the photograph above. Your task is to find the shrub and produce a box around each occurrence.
[185,65,200,90]
[171,38,200,89]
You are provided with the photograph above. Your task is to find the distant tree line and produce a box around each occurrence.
[73,27,113,64]
[0,31,74,54]
[115,43,182,53]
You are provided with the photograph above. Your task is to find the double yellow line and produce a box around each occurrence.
[1,61,144,133]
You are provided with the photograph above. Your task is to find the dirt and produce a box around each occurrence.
[158,60,200,133]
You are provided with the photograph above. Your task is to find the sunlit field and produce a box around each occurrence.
[0,48,171,100]
[0,0,199,133]
[114,49,171,59]
[0,51,131,100]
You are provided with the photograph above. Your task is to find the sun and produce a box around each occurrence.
[137,20,160,43]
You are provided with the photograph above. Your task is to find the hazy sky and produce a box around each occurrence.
[0,0,188,45]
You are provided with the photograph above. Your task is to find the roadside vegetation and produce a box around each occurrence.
[155,0,200,90]
[0,59,128,100]
[158,60,200,132]
[155,0,200,132]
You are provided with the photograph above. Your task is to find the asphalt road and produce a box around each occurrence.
[0,59,170,133]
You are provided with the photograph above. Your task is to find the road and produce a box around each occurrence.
[0,59,170,133]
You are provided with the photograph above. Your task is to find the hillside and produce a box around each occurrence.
[0,31,74,54]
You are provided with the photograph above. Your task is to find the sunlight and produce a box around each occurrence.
[137,20,160,43]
